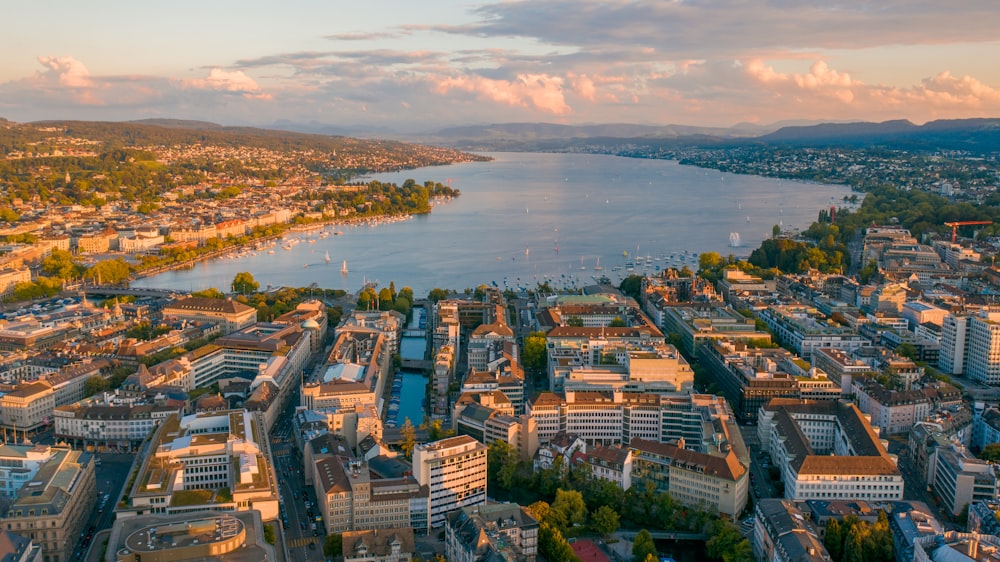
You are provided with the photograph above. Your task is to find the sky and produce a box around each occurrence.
[2,0,999,132]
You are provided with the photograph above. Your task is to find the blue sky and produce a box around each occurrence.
[2,0,999,131]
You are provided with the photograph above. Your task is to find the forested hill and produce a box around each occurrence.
[0,119,489,173]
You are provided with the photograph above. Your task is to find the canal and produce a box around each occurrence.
[393,306,428,427]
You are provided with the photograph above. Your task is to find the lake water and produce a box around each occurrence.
[134,152,853,297]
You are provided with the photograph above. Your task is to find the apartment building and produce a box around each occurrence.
[412,436,487,528]
[967,310,1000,385]
[851,376,932,435]
[53,393,181,452]
[445,503,538,562]
[631,437,748,521]
[314,456,428,534]
[932,445,1000,517]
[0,382,54,432]
[1,446,95,562]
[753,499,830,562]
[758,399,903,503]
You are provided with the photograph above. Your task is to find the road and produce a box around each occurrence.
[272,397,327,561]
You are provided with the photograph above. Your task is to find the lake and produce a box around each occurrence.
[133,152,853,297]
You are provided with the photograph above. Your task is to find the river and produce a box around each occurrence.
[133,152,854,296]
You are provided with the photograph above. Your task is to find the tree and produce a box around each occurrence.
[552,489,587,531]
[85,258,131,285]
[632,529,657,561]
[591,505,620,538]
[427,288,449,303]
[619,275,643,300]
[609,317,627,327]
[567,316,584,327]
[894,342,918,361]
[538,522,579,562]
[191,288,225,299]
[523,331,548,373]
[979,443,1000,462]
[400,418,416,460]
[527,501,551,524]
[825,518,843,561]
[773,224,782,238]
[378,287,394,310]
[398,286,414,304]
[323,533,343,557]
[83,376,110,397]
[488,440,519,491]
[41,249,84,280]
[231,271,259,294]
[699,251,722,270]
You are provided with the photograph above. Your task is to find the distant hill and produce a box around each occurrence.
[5,119,487,172]
[128,118,223,129]
[421,121,776,145]
[757,118,1000,153]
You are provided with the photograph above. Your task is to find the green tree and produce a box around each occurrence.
[567,316,584,327]
[400,417,416,460]
[894,342,918,361]
[538,522,580,562]
[378,287,394,310]
[591,505,620,538]
[191,288,225,299]
[263,523,276,545]
[323,533,343,557]
[979,443,1000,462]
[398,286,414,304]
[552,489,587,531]
[85,258,131,285]
[825,518,843,561]
[488,440,519,491]
[83,376,110,397]
[632,529,657,561]
[523,331,548,373]
[527,501,551,525]
[231,271,259,294]
[619,275,643,300]
[41,249,84,280]
[609,317,627,327]
[699,251,723,270]
[427,288,450,303]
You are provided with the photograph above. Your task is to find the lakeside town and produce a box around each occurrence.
[2,119,1000,562]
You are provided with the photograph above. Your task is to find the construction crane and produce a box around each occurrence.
[944,220,992,243]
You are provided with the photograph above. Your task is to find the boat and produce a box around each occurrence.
[325,251,331,264]
[341,260,349,274]
[594,257,603,271]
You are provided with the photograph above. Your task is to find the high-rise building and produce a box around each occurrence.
[967,311,1000,385]
[412,436,487,528]
[939,314,970,376]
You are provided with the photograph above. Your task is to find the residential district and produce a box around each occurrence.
[0,223,999,562]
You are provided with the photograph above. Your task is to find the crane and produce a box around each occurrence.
[944,220,992,243]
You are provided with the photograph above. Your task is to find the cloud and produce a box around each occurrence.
[435,73,571,114]
[37,55,94,89]
[180,68,271,100]
[325,31,404,41]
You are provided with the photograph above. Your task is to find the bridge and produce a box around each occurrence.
[81,286,187,299]
[400,358,432,370]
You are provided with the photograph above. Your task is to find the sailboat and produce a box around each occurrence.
[325,250,331,264]
[594,257,604,271]
[340,260,349,274]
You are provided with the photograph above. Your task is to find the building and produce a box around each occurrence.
[412,436,487,528]
[120,410,278,521]
[0,269,31,300]
[0,381,54,432]
[104,510,275,562]
[658,304,769,357]
[313,455,428,534]
[940,314,970,376]
[967,310,1000,385]
[701,340,810,423]
[851,376,932,435]
[160,297,258,335]
[342,528,415,562]
[912,531,1000,562]
[53,393,181,453]
[758,399,904,503]
[887,503,943,562]
[753,499,831,562]
[0,530,40,562]
[758,305,870,360]
[445,503,538,562]
[0,446,95,562]
[812,347,875,395]
[631,437,749,520]
[932,445,1000,517]
[585,444,633,490]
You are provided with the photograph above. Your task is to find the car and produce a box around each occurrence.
[309,542,316,550]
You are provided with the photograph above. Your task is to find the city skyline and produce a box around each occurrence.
[1,1,999,131]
